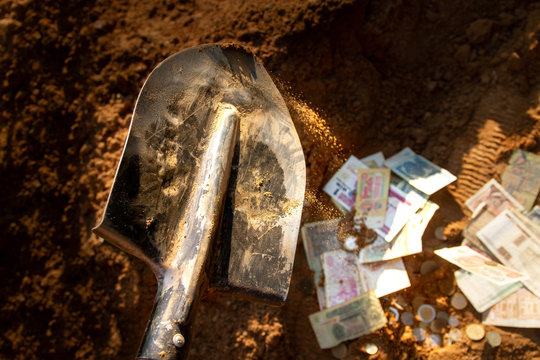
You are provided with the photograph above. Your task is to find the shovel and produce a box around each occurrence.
[93,44,306,359]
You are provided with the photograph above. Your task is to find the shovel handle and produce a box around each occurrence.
[137,104,239,359]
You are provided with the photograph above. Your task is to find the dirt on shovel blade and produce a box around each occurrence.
[1,0,540,359]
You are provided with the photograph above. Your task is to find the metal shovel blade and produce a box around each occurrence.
[93,44,305,359]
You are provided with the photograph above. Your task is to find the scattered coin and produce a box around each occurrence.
[438,278,455,296]
[417,304,436,323]
[436,311,449,321]
[466,324,485,341]
[425,334,442,348]
[413,327,427,341]
[419,321,430,329]
[388,306,400,324]
[447,316,459,327]
[331,343,348,359]
[412,295,425,310]
[435,226,446,241]
[365,343,378,355]
[394,294,408,311]
[420,260,439,275]
[343,235,358,251]
[486,331,502,347]
[430,317,447,333]
[401,311,414,326]
[451,293,468,310]
[448,328,462,343]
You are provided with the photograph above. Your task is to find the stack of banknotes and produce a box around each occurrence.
[436,149,540,328]
[305,148,456,348]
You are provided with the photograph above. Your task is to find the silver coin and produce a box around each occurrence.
[447,316,459,327]
[486,331,502,347]
[330,343,348,359]
[417,304,436,323]
[365,343,378,355]
[448,328,462,343]
[401,311,414,326]
[413,327,427,341]
[435,226,446,241]
[426,334,442,348]
[451,293,468,310]
[436,311,449,321]
[420,260,439,275]
[430,318,447,333]
[388,306,400,324]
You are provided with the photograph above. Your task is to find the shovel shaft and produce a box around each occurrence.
[138,104,239,360]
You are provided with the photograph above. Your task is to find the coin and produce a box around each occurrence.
[451,293,468,310]
[413,327,427,341]
[420,260,439,275]
[430,318,447,333]
[466,324,485,341]
[438,278,455,296]
[365,343,378,355]
[419,321,429,329]
[447,316,459,327]
[448,328,462,343]
[401,311,414,326]
[436,311,449,321]
[435,226,446,241]
[425,334,442,348]
[486,331,502,347]
[388,306,400,324]
[343,235,358,251]
[417,304,436,323]
[331,343,348,359]
[412,295,425,310]
[394,294,408,311]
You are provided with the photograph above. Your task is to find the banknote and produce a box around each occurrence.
[384,147,457,195]
[465,179,523,214]
[461,203,496,255]
[374,185,423,242]
[358,201,439,263]
[477,209,540,298]
[455,270,522,312]
[301,219,342,308]
[360,151,385,168]
[390,174,429,208]
[501,149,540,211]
[355,168,390,228]
[323,156,368,212]
[323,250,362,308]
[309,291,387,349]
[357,258,411,298]
[483,287,540,328]
[435,245,528,285]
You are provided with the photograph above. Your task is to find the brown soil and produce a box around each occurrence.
[1,0,540,359]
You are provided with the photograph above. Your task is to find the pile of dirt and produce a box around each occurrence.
[1,0,540,358]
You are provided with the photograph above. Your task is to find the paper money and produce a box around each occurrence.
[461,203,497,255]
[465,179,523,214]
[483,287,540,328]
[358,201,439,263]
[302,219,342,308]
[435,245,528,285]
[323,250,362,308]
[355,168,390,228]
[501,149,540,211]
[360,152,385,168]
[384,147,456,195]
[324,156,368,212]
[309,291,387,349]
[357,258,411,298]
[477,209,540,298]
[455,270,522,312]
[390,174,429,208]
[374,185,423,242]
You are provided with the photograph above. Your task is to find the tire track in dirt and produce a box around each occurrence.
[451,87,530,207]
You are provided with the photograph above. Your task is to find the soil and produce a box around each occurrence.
[1,0,540,359]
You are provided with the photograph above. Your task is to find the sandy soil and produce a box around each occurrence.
[1,0,540,358]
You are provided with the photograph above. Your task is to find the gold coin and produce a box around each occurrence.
[466,324,485,341]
